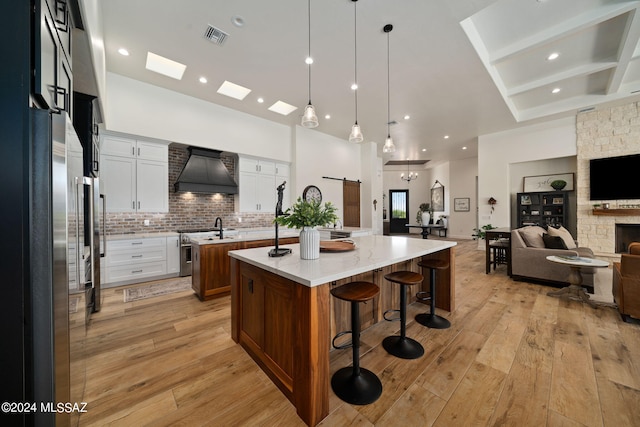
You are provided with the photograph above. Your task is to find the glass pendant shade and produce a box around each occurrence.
[302,103,319,128]
[383,135,395,153]
[349,123,363,143]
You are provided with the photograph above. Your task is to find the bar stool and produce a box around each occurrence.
[382,271,425,359]
[416,259,451,329]
[488,239,509,271]
[330,281,382,405]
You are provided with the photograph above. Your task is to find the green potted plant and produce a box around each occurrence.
[417,203,432,225]
[472,224,497,240]
[274,197,338,259]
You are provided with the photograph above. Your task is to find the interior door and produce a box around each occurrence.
[389,189,409,233]
[343,180,361,227]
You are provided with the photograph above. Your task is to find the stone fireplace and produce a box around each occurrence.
[616,224,640,253]
[576,102,640,261]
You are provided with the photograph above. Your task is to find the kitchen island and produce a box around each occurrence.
[228,235,456,426]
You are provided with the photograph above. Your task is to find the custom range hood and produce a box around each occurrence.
[174,147,238,194]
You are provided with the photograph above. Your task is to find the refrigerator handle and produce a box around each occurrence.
[84,177,96,289]
[75,177,82,288]
[100,194,106,258]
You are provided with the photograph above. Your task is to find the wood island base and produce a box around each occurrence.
[230,240,454,426]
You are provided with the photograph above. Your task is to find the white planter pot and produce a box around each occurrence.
[421,212,430,225]
[299,226,320,260]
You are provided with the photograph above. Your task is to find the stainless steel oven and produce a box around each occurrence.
[180,234,192,277]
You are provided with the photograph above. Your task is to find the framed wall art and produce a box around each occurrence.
[431,181,445,212]
[523,173,574,192]
[454,197,470,212]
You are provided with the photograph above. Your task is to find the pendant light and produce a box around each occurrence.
[348,0,363,143]
[382,24,396,153]
[400,159,418,182]
[301,0,319,128]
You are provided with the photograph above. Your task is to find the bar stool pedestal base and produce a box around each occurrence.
[382,336,425,359]
[331,367,382,405]
[415,313,451,329]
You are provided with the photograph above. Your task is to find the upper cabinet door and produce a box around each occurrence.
[136,141,167,162]
[101,134,136,158]
[136,159,168,212]
[101,155,136,212]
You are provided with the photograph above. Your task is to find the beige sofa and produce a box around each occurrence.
[511,226,596,287]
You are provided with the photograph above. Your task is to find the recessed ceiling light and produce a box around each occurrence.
[199,77,207,84]
[268,101,297,116]
[145,52,186,80]
[231,15,245,27]
[217,80,252,100]
[462,146,468,150]
[547,52,559,61]
[444,135,450,139]
[404,115,410,120]
[257,97,264,103]
[552,87,561,94]
[325,114,331,119]
[422,148,426,152]
[118,48,130,56]
[305,57,313,65]
[351,83,358,90]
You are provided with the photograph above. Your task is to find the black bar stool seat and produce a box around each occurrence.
[416,259,451,329]
[382,271,425,360]
[330,281,382,405]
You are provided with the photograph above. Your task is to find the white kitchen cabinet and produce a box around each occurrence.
[166,236,180,274]
[275,162,291,210]
[236,156,289,213]
[100,133,168,213]
[103,235,179,287]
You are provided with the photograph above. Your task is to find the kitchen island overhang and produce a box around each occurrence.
[229,235,456,426]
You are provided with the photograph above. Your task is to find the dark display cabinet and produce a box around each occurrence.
[517,191,568,228]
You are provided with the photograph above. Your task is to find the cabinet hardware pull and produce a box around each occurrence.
[132,269,143,274]
[132,147,135,156]
[131,255,143,258]
[248,279,254,293]
[131,242,143,245]
[132,201,135,209]
[138,147,141,156]
[138,201,141,209]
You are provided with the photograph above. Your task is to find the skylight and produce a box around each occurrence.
[268,101,298,116]
[217,81,252,100]
[145,52,186,80]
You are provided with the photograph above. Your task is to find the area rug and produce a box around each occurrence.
[124,278,193,302]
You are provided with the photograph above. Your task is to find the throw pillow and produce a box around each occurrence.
[542,233,568,250]
[547,225,577,249]
[519,226,546,248]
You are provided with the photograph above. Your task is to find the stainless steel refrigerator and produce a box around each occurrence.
[31,109,103,426]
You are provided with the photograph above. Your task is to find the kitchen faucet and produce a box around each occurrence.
[214,217,223,239]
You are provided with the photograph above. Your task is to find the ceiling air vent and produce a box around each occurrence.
[204,24,228,46]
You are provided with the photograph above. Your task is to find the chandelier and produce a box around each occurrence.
[400,160,418,182]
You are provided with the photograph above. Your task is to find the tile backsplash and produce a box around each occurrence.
[103,145,274,235]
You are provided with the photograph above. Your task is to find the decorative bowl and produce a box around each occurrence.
[550,180,567,190]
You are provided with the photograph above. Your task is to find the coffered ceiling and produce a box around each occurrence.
[91,0,640,167]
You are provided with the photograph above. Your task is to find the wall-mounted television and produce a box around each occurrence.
[589,154,640,200]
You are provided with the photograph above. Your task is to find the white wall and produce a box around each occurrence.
[104,73,292,162]
[294,126,362,224]
[478,116,576,229]
[448,157,478,239]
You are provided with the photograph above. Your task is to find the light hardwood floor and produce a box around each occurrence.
[79,239,640,426]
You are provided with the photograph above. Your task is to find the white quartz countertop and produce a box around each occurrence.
[106,232,179,241]
[317,226,372,233]
[228,235,456,287]
[191,228,299,245]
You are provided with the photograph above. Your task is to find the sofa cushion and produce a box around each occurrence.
[543,234,568,249]
[519,226,546,248]
[547,225,577,249]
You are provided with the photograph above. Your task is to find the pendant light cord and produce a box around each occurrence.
[308,0,312,104]
[354,0,358,124]
[387,27,390,137]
